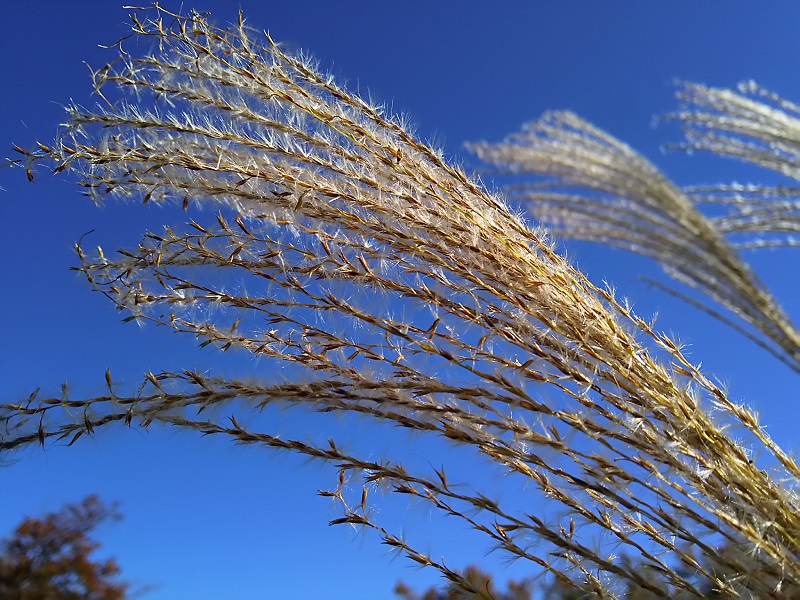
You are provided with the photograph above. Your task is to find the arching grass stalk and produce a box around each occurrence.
[4,6,799,597]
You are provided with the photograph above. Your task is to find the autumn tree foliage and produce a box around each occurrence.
[0,495,128,600]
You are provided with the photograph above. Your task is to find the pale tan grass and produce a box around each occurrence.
[468,110,800,373]
[3,7,799,598]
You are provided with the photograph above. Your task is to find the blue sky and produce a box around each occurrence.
[2,2,800,598]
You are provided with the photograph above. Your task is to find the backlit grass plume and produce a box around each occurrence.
[3,6,800,598]
[684,183,800,250]
[674,80,800,179]
[676,81,800,251]
[468,110,800,372]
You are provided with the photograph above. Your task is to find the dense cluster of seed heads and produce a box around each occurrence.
[3,7,799,598]
[468,103,800,373]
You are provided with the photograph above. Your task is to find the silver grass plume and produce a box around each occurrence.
[674,80,800,179]
[675,81,800,250]
[467,111,800,372]
[684,183,800,250]
[3,7,800,598]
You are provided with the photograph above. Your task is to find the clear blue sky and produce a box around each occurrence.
[2,2,799,598]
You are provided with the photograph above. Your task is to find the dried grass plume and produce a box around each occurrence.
[3,6,800,598]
